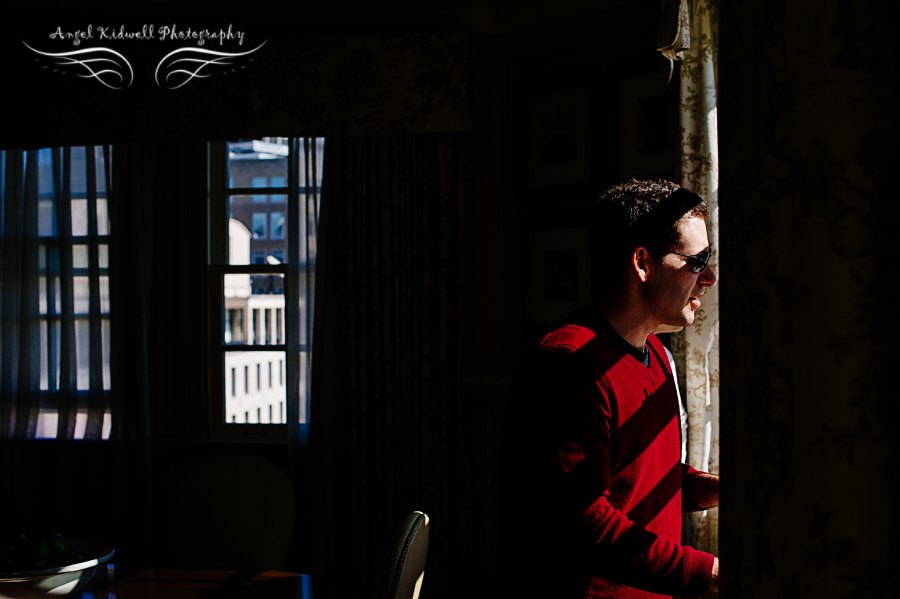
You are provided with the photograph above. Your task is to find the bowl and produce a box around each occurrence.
[0,539,114,599]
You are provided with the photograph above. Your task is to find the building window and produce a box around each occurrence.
[251,176,267,203]
[251,213,267,239]
[212,138,323,438]
[270,212,285,240]
[270,176,286,203]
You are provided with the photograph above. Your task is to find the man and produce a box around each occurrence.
[499,179,720,598]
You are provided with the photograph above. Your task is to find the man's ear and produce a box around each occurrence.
[632,247,652,283]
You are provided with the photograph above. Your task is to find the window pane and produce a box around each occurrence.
[71,200,88,236]
[37,149,54,198]
[229,195,289,265]
[224,351,286,423]
[38,199,56,237]
[102,318,111,389]
[69,147,87,197]
[93,146,108,195]
[40,320,49,390]
[224,273,285,345]
[74,276,90,314]
[39,276,47,315]
[73,245,89,268]
[97,198,110,236]
[227,139,289,188]
[75,318,90,390]
[100,276,110,313]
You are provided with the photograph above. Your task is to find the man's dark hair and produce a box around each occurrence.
[589,178,708,294]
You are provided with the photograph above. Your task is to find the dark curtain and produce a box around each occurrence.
[307,134,474,599]
[0,141,207,569]
[111,142,209,443]
[0,145,143,559]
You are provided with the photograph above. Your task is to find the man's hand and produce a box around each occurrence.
[707,557,719,594]
[695,473,719,509]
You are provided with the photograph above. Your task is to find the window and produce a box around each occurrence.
[270,177,286,203]
[1,146,115,440]
[251,176,267,203]
[226,308,244,343]
[270,212,285,240]
[210,138,323,440]
[251,213,267,239]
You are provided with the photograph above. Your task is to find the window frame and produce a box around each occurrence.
[207,140,304,442]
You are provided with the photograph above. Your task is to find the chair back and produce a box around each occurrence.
[370,511,430,599]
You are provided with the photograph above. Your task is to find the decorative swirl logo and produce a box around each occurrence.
[154,41,266,89]
[21,41,134,89]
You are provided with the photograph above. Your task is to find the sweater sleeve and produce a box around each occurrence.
[681,463,706,513]
[548,356,716,597]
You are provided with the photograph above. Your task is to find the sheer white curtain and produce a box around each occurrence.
[0,147,112,440]
[660,0,720,555]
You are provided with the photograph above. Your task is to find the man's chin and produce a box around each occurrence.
[654,323,685,334]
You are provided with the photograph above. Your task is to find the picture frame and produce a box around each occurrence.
[521,216,592,336]
[518,73,604,202]
[614,58,680,182]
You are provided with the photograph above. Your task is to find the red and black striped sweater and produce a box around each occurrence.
[499,304,715,598]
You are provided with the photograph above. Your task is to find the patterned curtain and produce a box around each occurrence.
[661,0,720,556]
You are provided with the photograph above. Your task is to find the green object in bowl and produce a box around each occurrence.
[40,535,66,564]
[15,538,48,569]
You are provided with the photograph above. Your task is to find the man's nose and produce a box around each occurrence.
[700,262,717,287]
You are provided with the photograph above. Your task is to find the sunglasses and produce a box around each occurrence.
[654,248,711,273]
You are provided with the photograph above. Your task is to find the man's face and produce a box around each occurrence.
[648,216,717,327]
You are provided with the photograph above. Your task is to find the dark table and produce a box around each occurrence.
[79,566,313,599]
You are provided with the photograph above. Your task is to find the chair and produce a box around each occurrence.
[370,511,430,599]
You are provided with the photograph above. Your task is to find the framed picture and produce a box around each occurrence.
[615,58,679,182]
[518,73,603,201]
[522,217,592,335]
